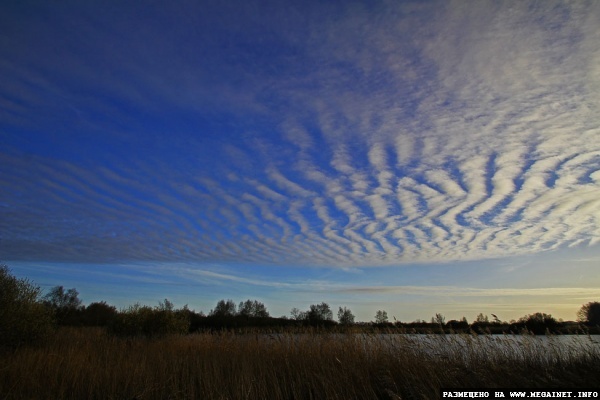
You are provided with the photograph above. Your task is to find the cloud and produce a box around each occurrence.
[1,1,599,269]
[338,285,600,298]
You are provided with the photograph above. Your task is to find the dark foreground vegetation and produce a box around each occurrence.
[2,264,600,398]
[1,327,600,399]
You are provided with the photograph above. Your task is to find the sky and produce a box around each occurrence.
[1,0,599,323]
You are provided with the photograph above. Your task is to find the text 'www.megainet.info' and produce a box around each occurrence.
[441,390,598,399]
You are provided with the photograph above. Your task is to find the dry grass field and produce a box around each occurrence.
[1,327,599,399]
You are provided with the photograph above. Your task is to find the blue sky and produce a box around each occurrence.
[2,0,599,322]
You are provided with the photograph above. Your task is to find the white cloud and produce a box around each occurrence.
[3,1,599,269]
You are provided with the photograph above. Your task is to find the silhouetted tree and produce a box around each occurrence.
[185,307,207,332]
[290,307,304,320]
[577,302,600,326]
[83,301,117,326]
[307,302,333,324]
[446,319,469,331]
[43,286,83,325]
[433,313,446,325]
[470,313,492,333]
[158,298,174,312]
[475,313,489,323]
[238,299,269,318]
[43,286,82,310]
[374,310,388,324]
[337,307,355,325]
[0,264,54,348]
[209,299,237,317]
[518,312,558,334]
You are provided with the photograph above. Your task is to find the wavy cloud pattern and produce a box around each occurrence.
[1,1,599,269]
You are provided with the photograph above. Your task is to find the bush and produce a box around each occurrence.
[83,301,117,326]
[108,300,189,337]
[0,264,54,348]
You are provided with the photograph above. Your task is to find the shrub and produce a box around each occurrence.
[0,264,54,348]
[108,300,189,337]
[83,301,117,326]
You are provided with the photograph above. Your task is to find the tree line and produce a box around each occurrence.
[2,264,599,348]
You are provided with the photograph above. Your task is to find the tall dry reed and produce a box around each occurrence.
[1,327,598,399]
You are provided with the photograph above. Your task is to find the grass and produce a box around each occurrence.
[1,327,599,399]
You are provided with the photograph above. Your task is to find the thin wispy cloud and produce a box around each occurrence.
[338,286,600,298]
